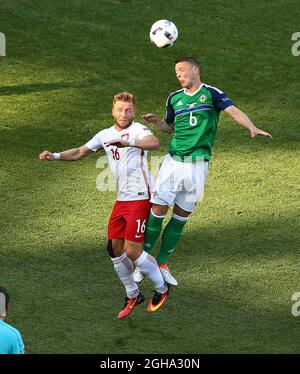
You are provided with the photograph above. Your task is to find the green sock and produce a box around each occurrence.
[143,211,164,254]
[156,216,187,265]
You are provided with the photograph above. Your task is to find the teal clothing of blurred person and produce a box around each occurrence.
[0,287,25,354]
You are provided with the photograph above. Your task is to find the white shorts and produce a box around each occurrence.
[151,153,209,212]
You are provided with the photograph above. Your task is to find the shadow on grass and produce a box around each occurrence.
[2,234,300,353]
[0,79,105,96]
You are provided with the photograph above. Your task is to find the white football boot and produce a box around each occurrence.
[133,266,144,283]
[159,267,178,286]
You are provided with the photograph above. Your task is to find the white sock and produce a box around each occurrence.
[111,252,139,299]
[134,251,168,294]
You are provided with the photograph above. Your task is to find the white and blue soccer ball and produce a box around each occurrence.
[149,19,178,48]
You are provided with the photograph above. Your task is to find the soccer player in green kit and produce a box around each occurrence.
[134,56,273,286]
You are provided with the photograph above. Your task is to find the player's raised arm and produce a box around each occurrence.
[142,114,174,134]
[225,105,273,139]
[39,145,93,161]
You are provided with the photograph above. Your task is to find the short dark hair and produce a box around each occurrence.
[0,286,9,309]
[175,56,200,68]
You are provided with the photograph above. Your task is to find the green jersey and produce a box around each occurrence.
[165,83,235,161]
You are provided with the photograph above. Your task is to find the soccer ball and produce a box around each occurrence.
[149,20,178,48]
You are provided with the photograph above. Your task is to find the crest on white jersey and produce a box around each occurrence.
[121,133,129,141]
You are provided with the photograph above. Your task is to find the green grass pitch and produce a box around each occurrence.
[0,0,299,353]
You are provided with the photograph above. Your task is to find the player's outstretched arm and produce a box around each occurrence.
[105,135,160,150]
[142,113,174,134]
[39,145,93,161]
[134,135,160,150]
[225,105,273,139]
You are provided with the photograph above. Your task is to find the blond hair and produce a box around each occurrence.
[113,92,136,107]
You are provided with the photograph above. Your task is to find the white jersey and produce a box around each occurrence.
[85,121,154,201]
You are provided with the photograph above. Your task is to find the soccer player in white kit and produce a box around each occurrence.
[39,92,171,319]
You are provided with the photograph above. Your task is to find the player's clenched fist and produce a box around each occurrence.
[142,113,158,123]
[39,150,54,161]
